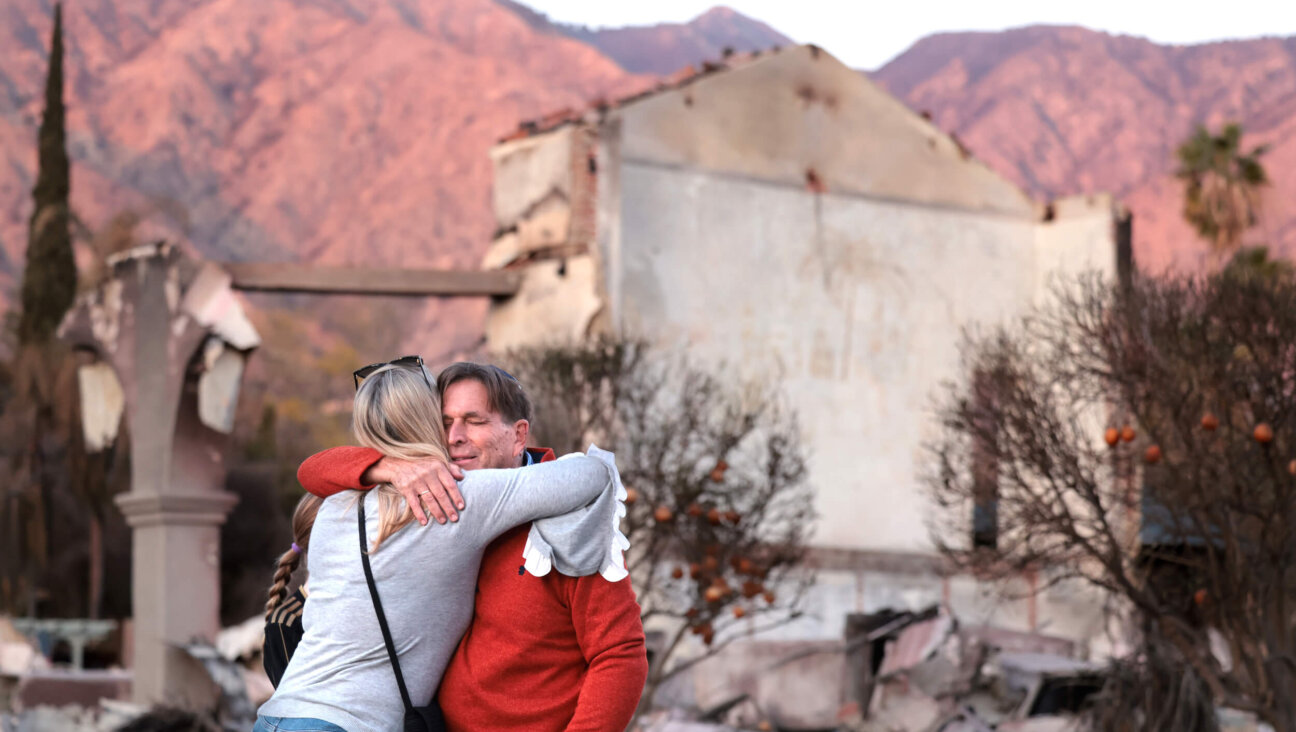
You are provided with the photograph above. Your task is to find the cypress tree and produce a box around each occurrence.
[19,3,76,345]
[2,3,78,616]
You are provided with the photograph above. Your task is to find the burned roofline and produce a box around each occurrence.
[490,48,1124,222]
[496,45,792,144]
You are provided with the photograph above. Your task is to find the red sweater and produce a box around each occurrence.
[297,446,648,732]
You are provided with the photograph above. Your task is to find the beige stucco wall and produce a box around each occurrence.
[485,255,604,345]
[616,45,1036,217]
[483,48,1120,661]
[610,162,1119,553]
[1033,193,1120,301]
[484,47,1119,556]
[490,127,577,231]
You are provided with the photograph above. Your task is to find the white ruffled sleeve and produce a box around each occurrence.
[521,445,631,581]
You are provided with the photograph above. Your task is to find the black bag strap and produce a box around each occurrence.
[358,501,415,713]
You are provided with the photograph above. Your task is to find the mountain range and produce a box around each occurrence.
[1,0,1293,319]
[872,26,1296,271]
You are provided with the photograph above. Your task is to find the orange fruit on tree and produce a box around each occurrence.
[707,508,722,525]
[624,487,638,505]
[689,562,702,579]
[1144,445,1161,464]
[1255,423,1274,444]
[704,586,725,603]
[710,459,729,483]
[1193,588,1208,605]
[702,556,719,572]
[1120,425,1136,442]
[1288,459,1296,476]
[671,566,684,579]
[762,590,776,603]
[738,558,755,575]
[654,505,674,522]
[724,510,741,524]
[733,606,747,619]
[1201,413,1219,431]
[687,503,704,517]
[1104,428,1119,446]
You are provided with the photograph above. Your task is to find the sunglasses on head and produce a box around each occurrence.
[492,365,519,384]
[353,355,434,391]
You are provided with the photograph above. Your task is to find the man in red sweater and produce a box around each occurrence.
[297,361,648,731]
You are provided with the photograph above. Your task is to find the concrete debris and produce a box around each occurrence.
[174,640,255,730]
[640,723,742,732]
[76,362,125,452]
[636,708,744,732]
[11,670,131,714]
[4,704,101,732]
[876,612,956,682]
[659,637,855,730]
[0,643,43,677]
[0,618,49,677]
[0,700,213,732]
[181,262,260,351]
[213,616,275,706]
[638,606,1103,731]
[850,607,1103,731]
[214,616,264,663]
[197,340,246,434]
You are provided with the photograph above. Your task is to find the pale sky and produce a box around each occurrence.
[526,0,1296,70]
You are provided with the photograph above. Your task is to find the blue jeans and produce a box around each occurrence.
[253,716,347,732]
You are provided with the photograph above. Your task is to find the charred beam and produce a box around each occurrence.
[223,263,521,297]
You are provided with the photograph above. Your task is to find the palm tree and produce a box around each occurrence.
[1175,123,1269,258]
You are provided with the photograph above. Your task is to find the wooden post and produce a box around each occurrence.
[223,262,521,296]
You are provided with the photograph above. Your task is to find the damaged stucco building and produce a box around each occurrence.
[483,44,1126,721]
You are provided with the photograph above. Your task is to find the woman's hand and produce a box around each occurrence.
[362,456,465,525]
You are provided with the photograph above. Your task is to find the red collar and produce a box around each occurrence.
[526,447,557,464]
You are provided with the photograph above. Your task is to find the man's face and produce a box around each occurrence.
[441,379,528,471]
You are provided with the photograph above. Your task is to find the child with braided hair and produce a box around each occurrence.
[262,493,322,688]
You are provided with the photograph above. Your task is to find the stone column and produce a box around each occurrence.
[59,242,260,706]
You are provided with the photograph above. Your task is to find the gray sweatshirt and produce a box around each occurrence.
[258,451,619,732]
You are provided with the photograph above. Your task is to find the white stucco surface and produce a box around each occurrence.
[615,162,1074,552]
[491,128,576,230]
[616,46,1036,217]
[482,45,1121,655]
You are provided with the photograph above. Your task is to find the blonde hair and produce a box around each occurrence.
[352,363,450,551]
[265,493,323,619]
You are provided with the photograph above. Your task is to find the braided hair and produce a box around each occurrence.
[265,493,323,619]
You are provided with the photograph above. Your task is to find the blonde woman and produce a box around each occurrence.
[255,362,624,732]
